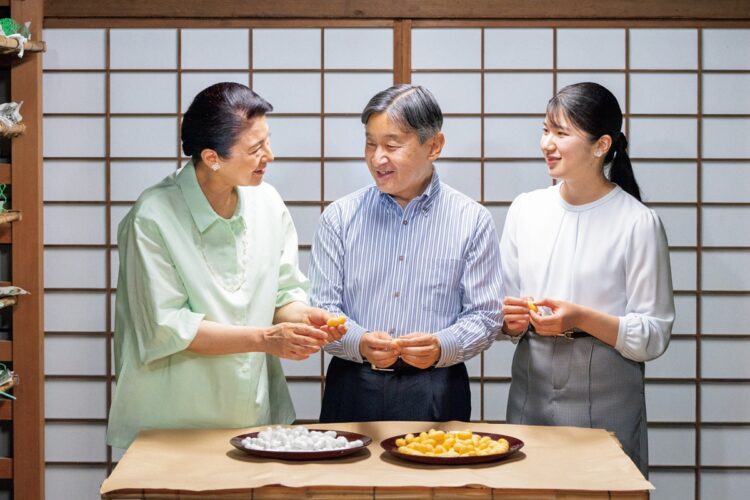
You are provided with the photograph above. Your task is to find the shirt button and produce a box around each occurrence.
[394,291,400,298]
[402,219,409,225]
[398,255,405,262]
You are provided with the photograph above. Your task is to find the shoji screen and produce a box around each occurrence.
[41,23,749,500]
[410,25,750,500]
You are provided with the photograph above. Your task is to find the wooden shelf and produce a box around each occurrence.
[0,210,21,225]
[0,400,11,421]
[0,341,10,362]
[0,458,11,479]
[0,122,24,138]
[0,35,45,55]
[0,163,9,185]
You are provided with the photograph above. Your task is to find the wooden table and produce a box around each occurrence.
[101,421,652,499]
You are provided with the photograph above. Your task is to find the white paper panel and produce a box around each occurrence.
[470,381,481,421]
[650,471,695,500]
[111,249,119,289]
[412,29,481,69]
[43,29,106,70]
[45,423,107,462]
[483,339,516,378]
[484,73,552,114]
[410,73,481,114]
[556,29,625,69]
[484,29,553,69]
[46,465,107,500]
[288,205,321,246]
[281,352,323,377]
[440,117,481,158]
[299,249,311,277]
[465,353,481,377]
[252,73,320,114]
[324,28,393,69]
[44,205,106,245]
[702,428,750,466]
[645,382,695,422]
[323,117,362,158]
[673,295,696,335]
[653,207,697,247]
[263,161,321,202]
[44,160,106,202]
[252,29,321,69]
[110,29,178,69]
[434,161,481,201]
[324,161,373,202]
[629,29,698,70]
[701,339,750,379]
[633,162,697,203]
[702,383,750,422]
[701,471,750,500]
[484,161,551,202]
[44,336,107,375]
[647,338,695,379]
[670,250,697,291]
[555,73,626,110]
[267,117,320,157]
[703,74,750,114]
[287,381,321,420]
[702,162,750,203]
[629,118,697,159]
[701,295,750,335]
[110,204,134,244]
[488,206,510,238]
[324,73,393,113]
[702,30,750,70]
[702,207,750,247]
[181,29,249,69]
[110,161,176,202]
[43,73,106,114]
[180,72,249,112]
[702,250,750,291]
[45,293,107,333]
[483,381,511,421]
[630,74,697,114]
[648,427,696,465]
[702,118,750,159]
[110,117,178,158]
[44,117,106,158]
[45,380,107,419]
[485,117,542,158]
[110,73,177,114]
[44,248,107,289]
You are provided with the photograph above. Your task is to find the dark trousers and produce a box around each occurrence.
[319,357,471,423]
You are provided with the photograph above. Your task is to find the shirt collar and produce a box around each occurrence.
[176,160,245,233]
[378,167,441,214]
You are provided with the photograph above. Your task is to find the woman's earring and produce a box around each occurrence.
[595,151,603,158]
[210,163,221,172]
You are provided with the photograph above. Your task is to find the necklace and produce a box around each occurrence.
[198,222,250,292]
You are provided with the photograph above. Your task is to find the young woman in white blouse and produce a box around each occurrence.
[499,82,675,476]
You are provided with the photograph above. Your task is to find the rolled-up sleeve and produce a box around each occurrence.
[615,210,675,362]
[123,215,204,365]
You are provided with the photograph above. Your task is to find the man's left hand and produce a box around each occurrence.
[394,332,441,369]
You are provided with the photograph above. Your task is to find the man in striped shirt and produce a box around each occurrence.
[310,85,505,423]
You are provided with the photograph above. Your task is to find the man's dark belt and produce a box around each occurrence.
[366,358,427,372]
[529,325,591,340]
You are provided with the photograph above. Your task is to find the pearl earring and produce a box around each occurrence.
[595,151,603,158]
[210,163,221,172]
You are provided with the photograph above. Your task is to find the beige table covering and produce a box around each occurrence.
[101,421,653,495]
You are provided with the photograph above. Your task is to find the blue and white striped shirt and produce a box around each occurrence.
[310,170,504,367]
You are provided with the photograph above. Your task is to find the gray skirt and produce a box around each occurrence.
[507,330,648,476]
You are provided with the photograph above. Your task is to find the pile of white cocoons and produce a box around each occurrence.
[241,426,364,452]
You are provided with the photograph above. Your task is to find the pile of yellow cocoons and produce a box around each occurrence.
[395,429,510,457]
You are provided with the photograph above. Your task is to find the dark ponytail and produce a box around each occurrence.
[547,82,642,201]
[607,132,641,201]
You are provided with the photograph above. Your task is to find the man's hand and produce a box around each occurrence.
[393,332,441,369]
[360,331,399,368]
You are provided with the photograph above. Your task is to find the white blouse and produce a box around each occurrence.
[500,183,675,362]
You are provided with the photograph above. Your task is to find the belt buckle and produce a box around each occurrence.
[370,363,395,372]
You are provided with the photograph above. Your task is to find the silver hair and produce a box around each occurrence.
[361,84,443,143]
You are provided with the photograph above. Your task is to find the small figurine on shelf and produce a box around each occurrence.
[0,101,24,138]
[0,184,6,213]
[0,363,17,400]
[0,18,31,58]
